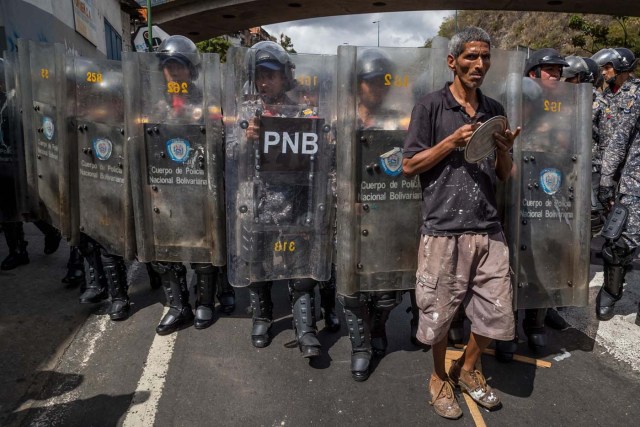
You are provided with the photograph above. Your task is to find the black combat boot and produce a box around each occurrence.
[290,279,321,358]
[523,308,547,352]
[340,293,372,381]
[61,246,86,288]
[249,282,273,348]
[193,264,217,329]
[79,241,108,303]
[155,263,194,335]
[104,255,129,321]
[596,264,625,321]
[1,222,29,270]
[216,267,236,315]
[319,281,340,332]
[146,262,162,290]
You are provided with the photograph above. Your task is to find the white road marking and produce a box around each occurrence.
[122,307,177,427]
[561,269,640,372]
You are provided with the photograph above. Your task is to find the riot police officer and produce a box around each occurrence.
[496,48,570,360]
[561,56,609,235]
[241,41,335,357]
[146,35,235,334]
[593,48,640,321]
[337,49,407,381]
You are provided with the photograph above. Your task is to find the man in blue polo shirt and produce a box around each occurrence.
[403,27,520,419]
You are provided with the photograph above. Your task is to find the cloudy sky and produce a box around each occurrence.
[264,11,454,54]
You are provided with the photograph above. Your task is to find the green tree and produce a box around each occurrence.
[196,36,232,62]
[279,33,296,53]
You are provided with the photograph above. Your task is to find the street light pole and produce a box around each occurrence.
[372,20,380,47]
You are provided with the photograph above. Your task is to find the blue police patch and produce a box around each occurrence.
[540,168,562,195]
[166,138,191,163]
[379,147,403,177]
[42,116,55,141]
[92,138,113,161]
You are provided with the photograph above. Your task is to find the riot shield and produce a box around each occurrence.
[17,40,74,240]
[70,57,135,259]
[1,51,29,222]
[124,51,225,265]
[335,46,450,295]
[223,47,336,287]
[506,78,591,309]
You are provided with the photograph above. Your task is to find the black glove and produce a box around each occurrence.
[597,186,615,208]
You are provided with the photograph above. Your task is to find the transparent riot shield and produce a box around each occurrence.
[17,40,73,240]
[223,47,336,287]
[70,57,135,259]
[124,51,225,265]
[506,78,591,309]
[1,51,29,222]
[335,45,450,295]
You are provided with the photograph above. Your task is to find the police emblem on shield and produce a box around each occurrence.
[42,116,55,141]
[92,138,113,161]
[379,147,403,177]
[540,168,562,195]
[166,138,191,163]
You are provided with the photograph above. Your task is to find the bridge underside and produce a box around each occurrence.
[153,0,639,42]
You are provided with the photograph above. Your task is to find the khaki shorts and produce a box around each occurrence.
[415,233,515,345]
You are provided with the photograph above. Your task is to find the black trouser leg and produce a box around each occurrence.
[523,308,547,352]
[78,236,108,304]
[1,222,29,270]
[33,220,61,255]
[369,291,401,357]
[319,274,340,332]
[216,266,235,315]
[62,246,86,288]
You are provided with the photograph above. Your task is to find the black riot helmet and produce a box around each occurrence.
[582,57,601,86]
[524,48,569,78]
[563,55,596,83]
[248,41,296,91]
[590,47,636,73]
[357,48,395,82]
[157,35,201,80]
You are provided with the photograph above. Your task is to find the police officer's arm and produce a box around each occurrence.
[600,101,639,189]
[402,103,476,177]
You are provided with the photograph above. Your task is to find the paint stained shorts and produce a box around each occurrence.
[414,233,515,346]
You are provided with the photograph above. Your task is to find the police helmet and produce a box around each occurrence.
[524,48,569,77]
[583,57,601,86]
[157,35,201,80]
[590,47,636,73]
[248,41,296,91]
[563,56,595,83]
[357,49,395,81]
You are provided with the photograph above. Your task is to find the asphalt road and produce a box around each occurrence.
[1,224,639,427]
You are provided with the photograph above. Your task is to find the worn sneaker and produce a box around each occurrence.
[449,358,501,409]
[429,374,462,419]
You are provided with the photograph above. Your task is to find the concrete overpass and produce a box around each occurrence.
[152,0,640,42]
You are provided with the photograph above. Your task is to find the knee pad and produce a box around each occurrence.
[290,278,316,293]
[602,239,635,266]
[338,292,364,309]
[192,263,217,275]
[372,291,401,311]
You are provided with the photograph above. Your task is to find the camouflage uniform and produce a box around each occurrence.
[600,77,640,249]
[592,88,610,167]
[596,77,640,321]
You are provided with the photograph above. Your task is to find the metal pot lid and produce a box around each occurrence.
[464,115,507,163]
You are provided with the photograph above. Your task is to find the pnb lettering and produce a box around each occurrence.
[263,131,318,155]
